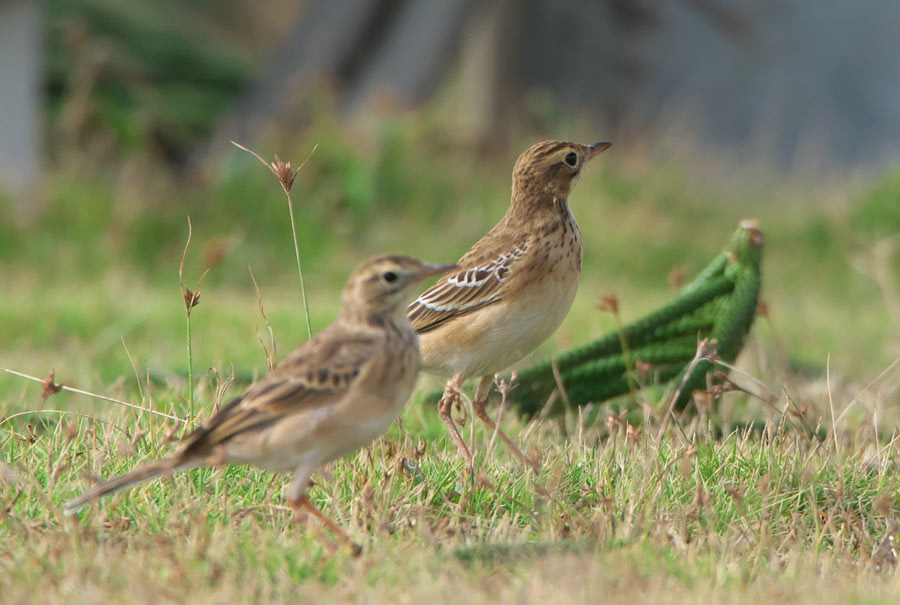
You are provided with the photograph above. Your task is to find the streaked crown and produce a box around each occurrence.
[511,140,611,200]
[341,255,456,319]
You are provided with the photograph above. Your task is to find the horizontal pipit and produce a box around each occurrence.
[63,255,455,554]
[408,140,611,470]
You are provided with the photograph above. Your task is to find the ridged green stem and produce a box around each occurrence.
[510,223,763,417]
[521,275,733,380]
[186,314,195,426]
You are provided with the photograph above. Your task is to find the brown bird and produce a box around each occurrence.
[63,255,455,554]
[408,140,611,470]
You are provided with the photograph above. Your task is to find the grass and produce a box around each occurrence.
[4,397,900,602]
[2,117,900,602]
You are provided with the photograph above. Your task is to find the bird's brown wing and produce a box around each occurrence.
[408,235,531,334]
[180,326,378,453]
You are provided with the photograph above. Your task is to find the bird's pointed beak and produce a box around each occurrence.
[586,141,612,160]
[417,262,457,280]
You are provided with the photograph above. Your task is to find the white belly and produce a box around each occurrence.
[221,391,407,473]
[420,209,583,381]
[420,270,579,380]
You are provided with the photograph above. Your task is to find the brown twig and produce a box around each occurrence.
[2,368,185,423]
[656,337,717,443]
[40,369,63,407]
[248,264,277,370]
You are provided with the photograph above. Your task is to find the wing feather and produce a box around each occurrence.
[181,327,377,453]
[408,241,529,333]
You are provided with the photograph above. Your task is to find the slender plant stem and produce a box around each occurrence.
[613,312,639,399]
[179,216,207,428]
[230,141,317,339]
[285,191,312,339]
[186,313,195,425]
[0,368,184,423]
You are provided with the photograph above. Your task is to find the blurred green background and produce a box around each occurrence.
[1,0,898,416]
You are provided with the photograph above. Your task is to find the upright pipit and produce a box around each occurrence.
[63,255,454,554]
[408,140,611,470]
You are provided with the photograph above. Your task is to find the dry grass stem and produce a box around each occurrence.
[656,337,717,442]
[248,263,277,370]
[2,368,185,423]
[232,141,318,339]
[178,216,210,425]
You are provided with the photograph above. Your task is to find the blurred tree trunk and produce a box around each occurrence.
[199,0,750,160]
[0,0,42,198]
[342,0,477,116]
[197,0,388,164]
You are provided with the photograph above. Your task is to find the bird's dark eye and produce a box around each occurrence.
[564,152,578,167]
[383,271,398,283]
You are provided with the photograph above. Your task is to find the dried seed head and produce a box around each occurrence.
[667,265,687,288]
[625,422,641,443]
[605,414,619,435]
[41,369,63,405]
[493,372,518,397]
[596,293,619,314]
[182,287,200,311]
[635,360,652,378]
[231,141,317,195]
[412,438,426,459]
[178,217,210,317]
[697,337,718,361]
[271,155,298,192]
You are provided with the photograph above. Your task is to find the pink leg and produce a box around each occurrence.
[438,374,475,470]
[472,375,538,471]
[290,495,361,557]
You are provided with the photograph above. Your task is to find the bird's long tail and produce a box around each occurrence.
[63,456,192,517]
